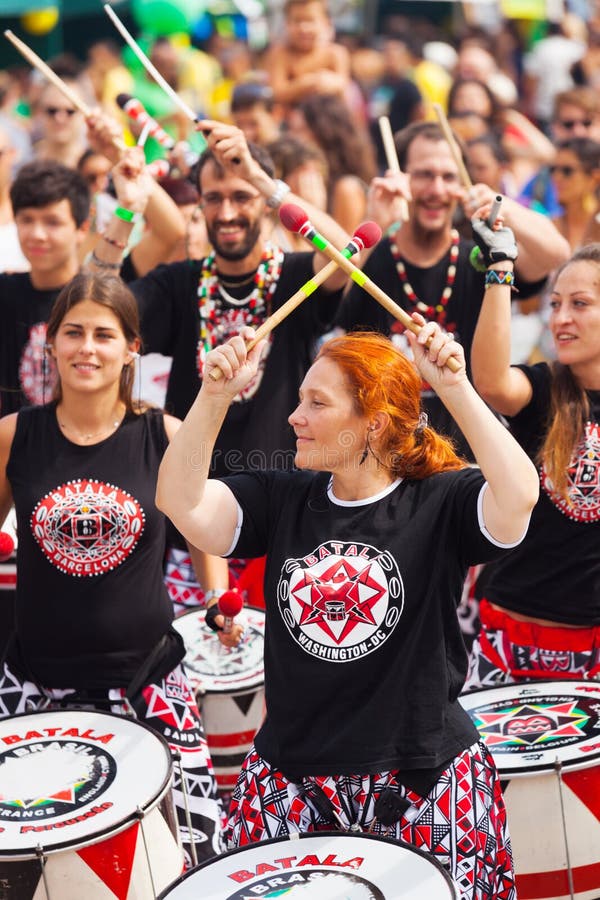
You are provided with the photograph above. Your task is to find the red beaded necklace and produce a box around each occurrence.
[196,243,284,378]
[390,229,459,328]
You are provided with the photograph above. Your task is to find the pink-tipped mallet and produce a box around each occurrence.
[279,203,461,373]
[218,590,244,634]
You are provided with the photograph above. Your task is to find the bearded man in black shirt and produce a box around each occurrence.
[338,121,571,456]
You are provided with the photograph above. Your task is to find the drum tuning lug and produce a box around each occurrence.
[35,845,51,899]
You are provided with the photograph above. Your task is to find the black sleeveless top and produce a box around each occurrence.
[6,404,182,689]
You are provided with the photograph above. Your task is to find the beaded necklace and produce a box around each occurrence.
[390,230,459,328]
[196,242,284,377]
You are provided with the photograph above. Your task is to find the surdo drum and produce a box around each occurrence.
[173,607,265,793]
[158,832,458,899]
[0,709,184,898]
[460,681,600,900]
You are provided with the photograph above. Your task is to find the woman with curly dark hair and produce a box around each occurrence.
[286,93,377,233]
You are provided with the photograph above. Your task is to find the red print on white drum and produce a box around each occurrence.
[31,479,145,576]
[541,420,600,522]
[19,321,58,405]
[278,541,403,662]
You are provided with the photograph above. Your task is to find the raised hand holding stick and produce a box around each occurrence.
[378,116,409,223]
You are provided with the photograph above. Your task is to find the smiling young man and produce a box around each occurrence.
[338,121,570,456]
[0,160,90,416]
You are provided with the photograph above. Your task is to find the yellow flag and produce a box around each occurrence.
[500,0,546,17]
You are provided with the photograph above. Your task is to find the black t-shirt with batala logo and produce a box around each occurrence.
[6,404,180,688]
[0,273,60,416]
[486,363,600,625]
[220,466,516,776]
[129,253,341,477]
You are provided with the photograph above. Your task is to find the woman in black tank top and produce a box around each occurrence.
[467,241,600,689]
[0,271,222,866]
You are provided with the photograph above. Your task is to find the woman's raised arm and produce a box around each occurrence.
[156,330,264,555]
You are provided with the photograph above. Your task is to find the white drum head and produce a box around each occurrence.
[0,709,173,857]
[158,832,457,899]
[174,607,265,694]
[460,681,600,775]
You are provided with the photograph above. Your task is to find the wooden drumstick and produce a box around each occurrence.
[4,30,92,117]
[103,4,197,124]
[281,203,461,374]
[208,222,382,381]
[4,30,127,155]
[378,116,409,223]
[432,103,473,192]
[103,4,226,159]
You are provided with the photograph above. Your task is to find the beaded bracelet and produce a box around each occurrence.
[114,205,135,222]
[90,250,120,270]
[204,588,227,602]
[101,232,128,251]
[266,179,291,209]
[485,269,515,289]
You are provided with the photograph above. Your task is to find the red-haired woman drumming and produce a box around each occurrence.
[156,228,538,900]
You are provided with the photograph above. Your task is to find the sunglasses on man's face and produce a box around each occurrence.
[558,118,593,130]
[549,164,582,177]
[44,106,77,118]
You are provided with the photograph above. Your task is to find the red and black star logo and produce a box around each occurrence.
[290,558,386,644]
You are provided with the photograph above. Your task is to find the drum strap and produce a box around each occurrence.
[4,632,177,712]
[301,782,351,831]
[301,777,412,833]
[125,633,170,710]
[373,788,411,826]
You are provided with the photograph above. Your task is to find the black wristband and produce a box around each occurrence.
[204,603,223,633]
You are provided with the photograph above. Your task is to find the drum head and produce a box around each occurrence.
[174,607,265,694]
[460,681,600,775]
[158,832,457,899]
[0,709,173,857]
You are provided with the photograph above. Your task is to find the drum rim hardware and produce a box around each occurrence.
[156,831,458,899]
